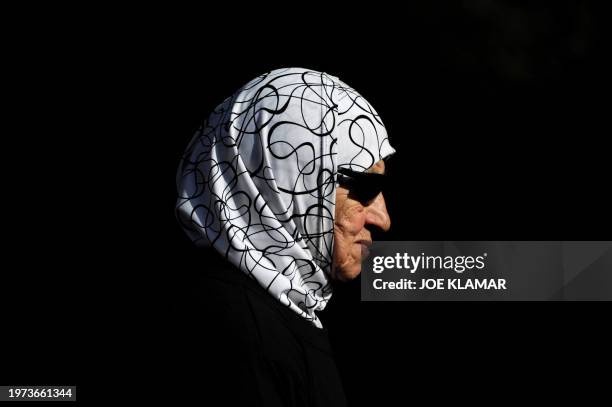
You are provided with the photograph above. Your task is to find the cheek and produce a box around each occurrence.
[334,206,367,258]
[337,205,367,235]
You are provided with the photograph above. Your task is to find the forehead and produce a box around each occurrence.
[367,159,386,175]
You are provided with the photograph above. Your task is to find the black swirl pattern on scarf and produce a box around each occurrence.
[176,68,395,327]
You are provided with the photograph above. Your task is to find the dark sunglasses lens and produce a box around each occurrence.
[354,185,382,201]
[338,170,386,202]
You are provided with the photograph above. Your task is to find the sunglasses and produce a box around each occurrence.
[337,167,390,203]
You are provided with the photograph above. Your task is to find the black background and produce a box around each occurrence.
[4,1,610,404]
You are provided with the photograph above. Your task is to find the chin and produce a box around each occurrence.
[334,262,362,282]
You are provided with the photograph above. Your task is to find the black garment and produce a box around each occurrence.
[169,251,347,406]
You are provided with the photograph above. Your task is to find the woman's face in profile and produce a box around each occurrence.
[332,160,391,281]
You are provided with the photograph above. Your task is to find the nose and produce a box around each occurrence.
[364,193,391,232]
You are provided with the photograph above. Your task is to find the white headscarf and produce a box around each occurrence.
[176,68,395,327]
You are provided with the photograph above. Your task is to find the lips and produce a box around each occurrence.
[358,240,372,260]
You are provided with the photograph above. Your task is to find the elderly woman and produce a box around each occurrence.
[175,68,394,406]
